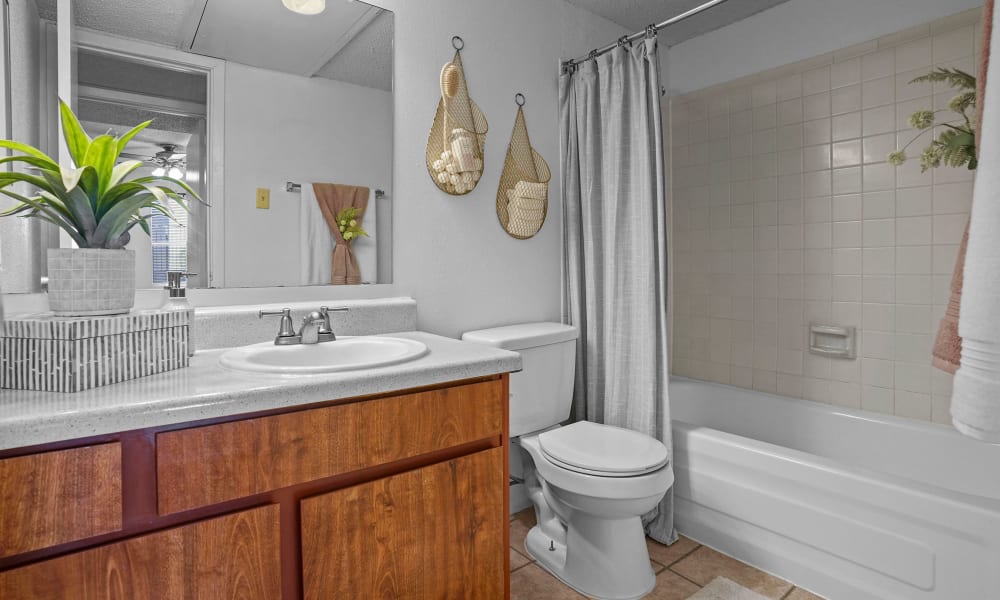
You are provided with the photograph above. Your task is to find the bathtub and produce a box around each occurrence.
[669,377,1000,600]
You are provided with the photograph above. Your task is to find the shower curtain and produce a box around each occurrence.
[559,37,676,544]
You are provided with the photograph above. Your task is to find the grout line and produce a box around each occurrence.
[666,541,703,567]
[780,587,796,600]
[668,567,706,590]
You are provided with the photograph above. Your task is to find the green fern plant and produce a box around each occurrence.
[0,100,201,249]
[888,67,977,172]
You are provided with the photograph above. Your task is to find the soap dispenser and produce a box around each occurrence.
[163,271,196,356]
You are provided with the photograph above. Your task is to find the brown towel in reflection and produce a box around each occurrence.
[932,0,993,373]
[312,183,370,285]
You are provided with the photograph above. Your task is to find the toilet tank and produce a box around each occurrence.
[462,322,578,437]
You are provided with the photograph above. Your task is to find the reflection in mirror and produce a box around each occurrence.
[1,0,393,293]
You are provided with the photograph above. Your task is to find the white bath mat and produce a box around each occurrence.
[686,577,771,600]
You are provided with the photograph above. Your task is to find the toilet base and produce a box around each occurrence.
[524,517,656,600]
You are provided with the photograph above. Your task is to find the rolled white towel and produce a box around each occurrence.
[514,180,547,200]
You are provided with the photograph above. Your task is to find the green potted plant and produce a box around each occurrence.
[0,100,200,316]
[888,68,977,171]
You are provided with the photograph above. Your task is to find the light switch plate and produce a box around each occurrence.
[256,188,270,209]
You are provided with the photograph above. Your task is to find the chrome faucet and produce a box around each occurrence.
[259,306,348,345]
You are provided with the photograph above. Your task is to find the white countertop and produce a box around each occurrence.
[0,332,521,451]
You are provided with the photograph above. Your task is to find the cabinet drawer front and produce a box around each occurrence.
[301,447,506,599]
[157,379,504,514]
[0,503,281,600]
[0,443,122,558]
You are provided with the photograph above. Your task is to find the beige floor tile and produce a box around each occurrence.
[513,507,537,527]
[646,535,700,567]
[645,568,702,600]
[670,547,792,599]
[510,520,533,555]
[785,587,826,600]
[510,547,532,572]
[510,564,586,600]
[510,508,537,555]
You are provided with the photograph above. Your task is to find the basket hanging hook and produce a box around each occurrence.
[514,93,525,107]
[451,35,464,51]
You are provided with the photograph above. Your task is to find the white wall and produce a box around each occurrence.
[378,0,627,338]
[223,62,391,287]
[665,0,983,95]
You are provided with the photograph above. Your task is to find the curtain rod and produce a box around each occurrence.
[563,0,730,71]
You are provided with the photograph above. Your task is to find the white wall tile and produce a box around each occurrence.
[863,219,895,247]
[896,245,932,274]
[833,248,862,275]
[861,49,895,81]
[833,166,862,194]
[803,118,832,145]
[669,14,978,425]
[862,133,896,164]
[832,84,862,115]
[895,304,932,334]
[832,140,862,167]
[897,216,932,245]
[863,247,895,274]
[832,194,862,222]
[803,92,832,120]
[832,112,862,141]
[802,66,831,95]
[932,213,968,245]
[831,57,861,88]
[863,302,895,331]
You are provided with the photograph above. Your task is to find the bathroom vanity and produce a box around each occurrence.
[0,329,520,599]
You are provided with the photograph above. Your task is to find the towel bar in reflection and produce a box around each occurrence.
[286,182,385,199]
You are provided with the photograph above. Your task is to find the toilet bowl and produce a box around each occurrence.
[517,422,673,600]
[460,322,674,600]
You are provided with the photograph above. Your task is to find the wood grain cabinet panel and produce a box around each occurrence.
[0,503,281,600]
[156,379,504,514]
[0,443,122,558]
[301,447,506,599]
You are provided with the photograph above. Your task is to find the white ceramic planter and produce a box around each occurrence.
[47,248,136,316]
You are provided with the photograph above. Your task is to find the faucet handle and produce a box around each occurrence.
[317,306,347,341]
[259,308,297,340]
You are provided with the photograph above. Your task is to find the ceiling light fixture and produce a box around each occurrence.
[152,167,166,177]
[282,0,325,15]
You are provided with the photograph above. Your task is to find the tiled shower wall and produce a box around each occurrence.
[669,8,982,423]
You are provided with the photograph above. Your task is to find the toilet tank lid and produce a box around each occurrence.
[462,322,578,350]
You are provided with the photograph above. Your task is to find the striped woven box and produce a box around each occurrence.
[0,309,192,393]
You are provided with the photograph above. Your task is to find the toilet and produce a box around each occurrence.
[462,322,673,600]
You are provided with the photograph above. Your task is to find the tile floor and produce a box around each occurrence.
[509,509,825,600]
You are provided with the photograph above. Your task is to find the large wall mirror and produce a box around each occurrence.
[1,0,393,293]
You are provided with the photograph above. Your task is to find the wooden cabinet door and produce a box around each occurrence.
[301,447,506,599]
[0,443,122,558]
[0,504,281,600]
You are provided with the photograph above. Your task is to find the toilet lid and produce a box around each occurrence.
[538,421,669,477]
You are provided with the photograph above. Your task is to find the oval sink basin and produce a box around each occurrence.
[219,336,429,375]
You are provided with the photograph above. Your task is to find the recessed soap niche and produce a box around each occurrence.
[808,324,856,360]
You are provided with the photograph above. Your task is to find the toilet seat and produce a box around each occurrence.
[538,421,669,477]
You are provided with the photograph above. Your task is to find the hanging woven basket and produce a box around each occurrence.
[425,37,488,196]
[496,94,550,239]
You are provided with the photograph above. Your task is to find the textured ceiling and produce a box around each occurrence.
[33,0,392,91]
[35,0,195,46]
[315,10,393,91]
[562,0,794,46]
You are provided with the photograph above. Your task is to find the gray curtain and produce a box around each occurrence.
[559,37,675,544]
